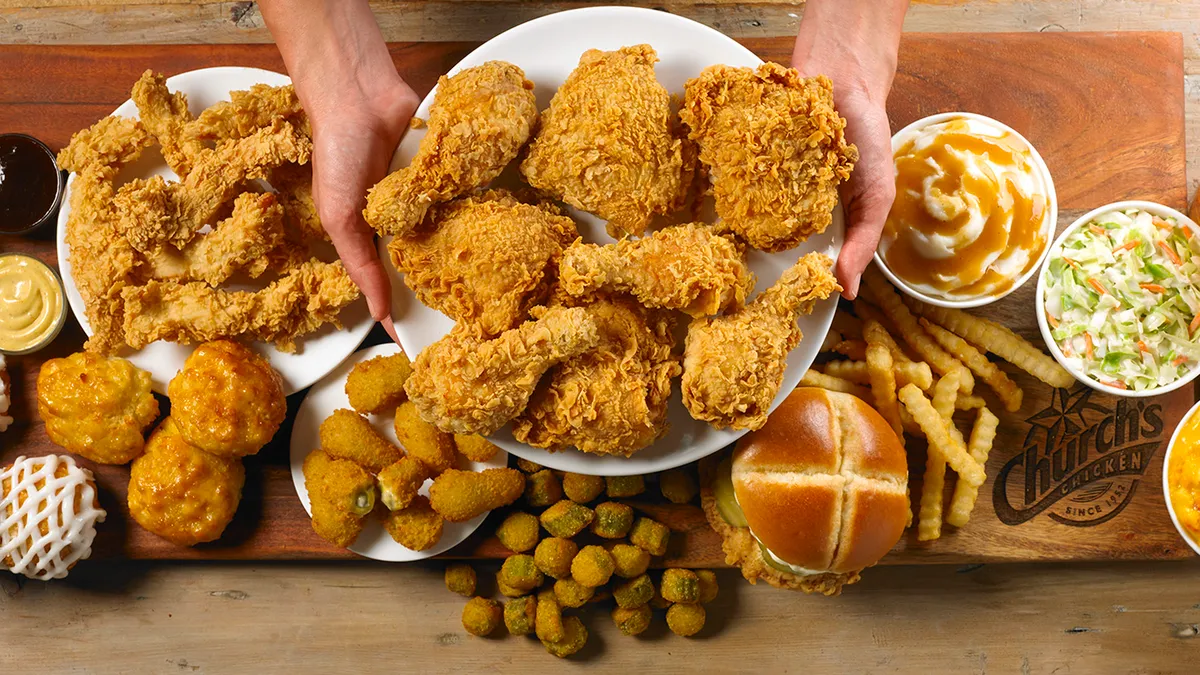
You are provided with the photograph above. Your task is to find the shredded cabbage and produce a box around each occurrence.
[1042,208,1200,390]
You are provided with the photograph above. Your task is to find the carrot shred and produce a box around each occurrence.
[1062,257,1081,270]
[1190,313,1200,336]
[1089,224,1109,237]
[1046,311,1060,329]
[1138,340,1150,354]
[1174,355,1190,367]
[1104,379,1128,390]
[1113,240,1140,253]
[1087,278,1108,295]
[1154,217,1175,231]
[1159,240,1183,266]
[1085,333,1095,360]
[1139,283,1167,293]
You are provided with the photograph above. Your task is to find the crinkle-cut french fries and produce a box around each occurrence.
[864,320,904,445]
[822,359,933,390]
[919,318,1024,413]
[798,370,870,400]
[898,384,984,486]
[852,299,912,363]
[947,407,999,527]
[819,328,843,353]
[831,311,863,340]
[956,394,986,410]
[831,338,867,361]
[901,297,1075,389]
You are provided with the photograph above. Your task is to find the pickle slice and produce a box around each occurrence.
[712,457,748,528]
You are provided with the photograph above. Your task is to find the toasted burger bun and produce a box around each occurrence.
[701,387,908,595]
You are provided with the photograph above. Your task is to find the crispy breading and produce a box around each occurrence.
[387,190,578,338]
[365,61,537,237]
[681,63,857,252]
[404,306,601,435]
[187,83,310,142]
[345,351,413,415]
[428,468,525,522]
[557,223,754,317]
[682,253,840,430]
[131,70,205,176]
[270,162,327,243]
[318,408,404,474]
[512,299,680,457]
[520,45,686,238]
[57,116,152,176]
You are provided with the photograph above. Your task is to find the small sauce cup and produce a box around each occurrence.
[1163,398,1200,556]
[0,252,68,355]
[0,134,65,237]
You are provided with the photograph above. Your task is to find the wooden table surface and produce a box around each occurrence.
[3,1,1200,673]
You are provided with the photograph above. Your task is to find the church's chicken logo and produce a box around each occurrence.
[993,388,1162,527]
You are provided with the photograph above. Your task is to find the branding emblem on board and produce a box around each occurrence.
[993,388,1162,527]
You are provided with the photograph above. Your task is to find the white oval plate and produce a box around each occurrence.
[379,7,842,475]
[289,343,507,562]
[56,66,373,395]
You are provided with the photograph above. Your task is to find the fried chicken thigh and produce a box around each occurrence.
[520,45,686,238]
[404,306,601,435]
[682,253,840,430]
[365,61,538,237]
[558,223,754,317]
[388,191,578,338]
[512,299,680,456]
[680,63,858,252]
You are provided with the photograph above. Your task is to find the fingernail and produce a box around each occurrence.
[365,296,381,320]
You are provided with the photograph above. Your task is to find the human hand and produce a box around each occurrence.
[792,0,908,299]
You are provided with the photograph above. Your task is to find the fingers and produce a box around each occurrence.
[329,227,392,322]
[835,96,896,300]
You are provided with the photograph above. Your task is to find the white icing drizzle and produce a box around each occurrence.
[0,455,106,580]
[0,353,12,432]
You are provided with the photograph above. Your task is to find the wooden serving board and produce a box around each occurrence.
[0,32,1192,564]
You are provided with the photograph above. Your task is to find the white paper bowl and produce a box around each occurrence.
[874,111,1057,309]
[1035,200,1200,398]
[1162,398,1200,556]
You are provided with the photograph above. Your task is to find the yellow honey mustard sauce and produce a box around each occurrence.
[0,253,65,353]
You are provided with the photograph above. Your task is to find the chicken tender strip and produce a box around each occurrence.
[116,119,312,253]
[270,163,327,243]
[131,70,206,177]
[120,260,359,351]
[681,63,858,252]
[558,223,754,317]
[142,192,285,286]
[365,61,537,236]
[520,45,686,238]
[405,306,601,435]
[682,253,840,430]
[57,116,153,176]
[188,83,310,142]
[388,190,578,338]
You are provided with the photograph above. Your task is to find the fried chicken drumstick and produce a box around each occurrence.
[365,61,538,237]
[681,63,857,252]
[682,252,840,430]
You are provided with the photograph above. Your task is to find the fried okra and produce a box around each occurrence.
[696,569,719,603]
[543,615,587,659]
[610,543,651,578]
[453,434,498,462]
[395,400,457,475]
[383,495,444,550]
[562,472,605,503]
[612,604,652,636]
[540,499,594,538]
[429,468,525,521]
[534,537,578,580]
[535,590,565,643]
[462,597,503,637]
[571,545,615,587]
[591,501,634,539]
[613,573,654,609]
[377,457,429,511]
[516,458,543,473]
[445,564,477,597]
[661,568,700,603]
[666,603,705,637]
[345,351,412,414]
[659,468,698,504]
[629,516,670,556]
[552,578,594,608]
[524,469,564,508]
[498,554,544,592]
[504,596,537,635]
[496,572,528,598]
[319,408,404,473]
[605,474,644,498]
[496,511,540,553]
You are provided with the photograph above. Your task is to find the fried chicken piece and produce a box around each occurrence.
[131,70,206,177]
[168,340,287,457]
[428,468,525,522]
[142,192,285,286]
[520,45,686,238]
[558,223,754,317]
[512,299,680,456]
[682,253,840,430]
[57,116,153,176]
[187,83,310,142]
[388,190,578,338]
[365,61,537,237]
[116,119,311,253]
[404,306,601,435]
[120,260,360,352]
[270,162,327,243]
[680,63,858,252]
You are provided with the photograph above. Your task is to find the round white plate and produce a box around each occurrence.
[289,343,508,562]
[380,7,842,475]
[56,66,373,395]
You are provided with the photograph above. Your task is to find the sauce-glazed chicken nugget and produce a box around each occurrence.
[319,408,403,473]
[383,494,444,550]
[395,401,457,475]
[428,468,525,522]
[345,351,412,414]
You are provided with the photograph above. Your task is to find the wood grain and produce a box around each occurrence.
[0,33,1191,564]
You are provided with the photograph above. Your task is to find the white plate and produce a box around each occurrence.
[56,66,373,395]
[379,7,842,475]
[289,343,507,562]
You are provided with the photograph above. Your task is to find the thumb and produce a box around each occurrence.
[332,231,393,323]
[835,180,895,300]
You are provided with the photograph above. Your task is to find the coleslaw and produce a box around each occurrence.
[1043,208,1200,391]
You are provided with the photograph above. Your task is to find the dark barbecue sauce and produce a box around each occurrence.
[0,134,62,235]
